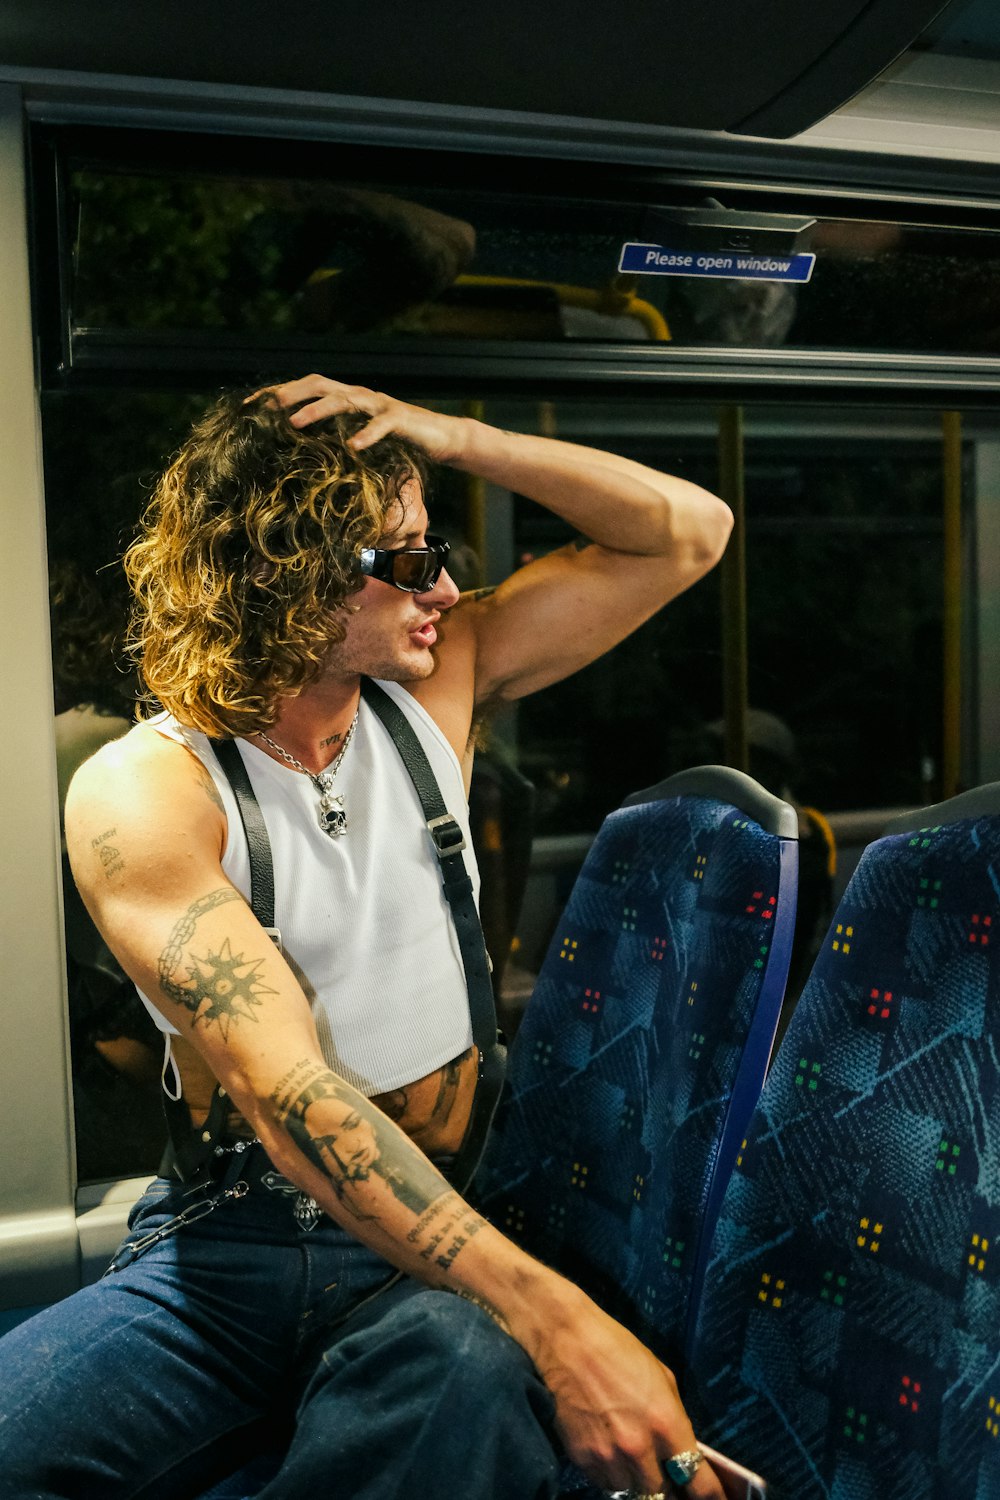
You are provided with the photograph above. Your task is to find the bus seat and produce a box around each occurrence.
[686,781,1000,1500]
[473,766,799,1380]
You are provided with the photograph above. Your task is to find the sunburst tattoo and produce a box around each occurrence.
[182,938,277,1037]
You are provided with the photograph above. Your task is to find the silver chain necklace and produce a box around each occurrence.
[255,711,359,838]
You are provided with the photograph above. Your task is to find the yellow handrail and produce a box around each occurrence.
[305,267,671,340]
[453,274,671,340]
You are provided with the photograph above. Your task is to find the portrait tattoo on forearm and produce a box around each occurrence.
[158,887,277,1038]
[270,1060,455,1224]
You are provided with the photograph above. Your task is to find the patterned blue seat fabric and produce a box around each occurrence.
[687,806,1000,1500]
[474,786,796,1377]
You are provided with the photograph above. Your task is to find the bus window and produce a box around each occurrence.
[51,139,1000,366]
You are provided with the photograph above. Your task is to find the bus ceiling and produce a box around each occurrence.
[0,0,959,140]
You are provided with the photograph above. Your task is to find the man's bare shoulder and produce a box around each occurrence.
[68,718,201,791]
[66,719,226,857]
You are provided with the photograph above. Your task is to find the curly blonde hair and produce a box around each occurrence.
[125,390,429,738]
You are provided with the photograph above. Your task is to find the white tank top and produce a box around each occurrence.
[140,680,477,1095]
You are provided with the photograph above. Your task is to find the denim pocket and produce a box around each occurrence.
[126,1177,182,1231]
[100,1179,199,1276]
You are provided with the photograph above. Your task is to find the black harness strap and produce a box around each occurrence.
[160,1082,231,1183]
[212,738,277,937]
[360,679,507,1192]
[163,684,505,1194]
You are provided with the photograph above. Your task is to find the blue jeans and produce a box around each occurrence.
[0,1152,561,1499]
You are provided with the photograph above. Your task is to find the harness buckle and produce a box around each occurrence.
[426,813,466,859]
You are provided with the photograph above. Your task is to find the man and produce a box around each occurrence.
[0,375,732,1499]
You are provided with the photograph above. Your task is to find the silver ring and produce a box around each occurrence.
[664,1448,704,1487]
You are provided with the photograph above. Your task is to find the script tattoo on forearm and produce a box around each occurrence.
[271,1060,462,1232]
[406,1194,487,1274]
[158,888,276,1037]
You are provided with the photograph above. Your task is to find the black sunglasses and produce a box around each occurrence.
[358,533,451,594]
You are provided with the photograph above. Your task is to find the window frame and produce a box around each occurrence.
[30,123,1000,396]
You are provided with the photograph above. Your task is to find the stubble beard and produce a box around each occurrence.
[323,629,436,687]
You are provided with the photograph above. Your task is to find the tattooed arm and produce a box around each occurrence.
[65,723,723,1500]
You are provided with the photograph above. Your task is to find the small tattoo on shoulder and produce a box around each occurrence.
[91,828,124,879]
[99,844,126,880]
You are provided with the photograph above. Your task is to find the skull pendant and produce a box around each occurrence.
[319,795,347,837]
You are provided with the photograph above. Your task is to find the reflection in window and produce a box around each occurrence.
[70,172,667,344]
[67,164,1000,357]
